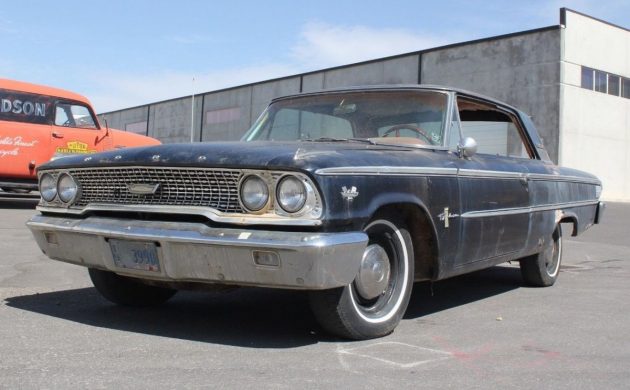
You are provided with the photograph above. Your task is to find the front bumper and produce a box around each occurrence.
[27,215,368,290]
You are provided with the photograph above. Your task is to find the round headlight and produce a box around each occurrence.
[277,176,306,213]
[40,173,57,202]
[57,173,78,204]
[240,175,269,212]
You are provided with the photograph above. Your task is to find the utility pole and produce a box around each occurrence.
[190,76,195,143]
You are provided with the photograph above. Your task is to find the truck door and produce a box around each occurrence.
[49,101,111,158]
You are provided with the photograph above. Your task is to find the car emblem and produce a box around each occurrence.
[341,186,359,201]
[127,183,160,195]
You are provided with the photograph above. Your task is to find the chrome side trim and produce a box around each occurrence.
[527,173,601,185]
[315,166,458,176]
[36,204,323,226]
[458,169,523,179]
[461,200,599,219]
[316,166,601,185]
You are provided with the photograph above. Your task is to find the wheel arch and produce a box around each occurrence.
[368,201,440,281]
[557,211,578,237]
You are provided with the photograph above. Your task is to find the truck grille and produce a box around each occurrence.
[70,167,244,213]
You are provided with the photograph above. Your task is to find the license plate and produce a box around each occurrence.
[109,239,160,273]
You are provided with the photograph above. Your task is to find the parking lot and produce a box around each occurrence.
[0,193,628,389]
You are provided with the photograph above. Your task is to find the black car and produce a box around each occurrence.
[27,85,604,339]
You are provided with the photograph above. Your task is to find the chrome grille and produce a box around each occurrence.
[70,167,244,213]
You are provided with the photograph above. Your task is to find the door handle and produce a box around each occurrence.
[52,132,64,139]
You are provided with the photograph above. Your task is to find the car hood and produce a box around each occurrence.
[38,141,448,173]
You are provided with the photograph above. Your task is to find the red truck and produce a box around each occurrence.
[0,78,160,192]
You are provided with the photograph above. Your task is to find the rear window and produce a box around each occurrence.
[0,89,54,125]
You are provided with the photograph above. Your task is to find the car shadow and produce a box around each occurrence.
[5,265,523,347]
[405,264,522,319]
[0,193,39,209]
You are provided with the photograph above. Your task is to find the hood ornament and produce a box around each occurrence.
[127,183,160,195]
[341,186,359,201]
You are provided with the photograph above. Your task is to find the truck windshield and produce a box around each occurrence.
[243,90,449,146]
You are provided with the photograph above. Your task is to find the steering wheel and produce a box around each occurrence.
[382,124,433,144]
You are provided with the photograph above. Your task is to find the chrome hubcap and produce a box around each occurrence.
[354,244,391,300]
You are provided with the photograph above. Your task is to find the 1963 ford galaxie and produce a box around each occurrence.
[27,85,604,339]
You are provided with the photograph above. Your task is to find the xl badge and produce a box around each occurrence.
[127,183,160,195]
[341,186,359,201]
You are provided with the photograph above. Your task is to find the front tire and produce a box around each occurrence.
[309,218,414,339]
[520,224,563,287]
[88,268,177,306]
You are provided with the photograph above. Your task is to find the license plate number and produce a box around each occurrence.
[109,239,160,273]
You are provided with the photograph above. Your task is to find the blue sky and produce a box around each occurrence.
[1,0,629,112]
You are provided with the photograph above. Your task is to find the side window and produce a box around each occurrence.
[456,98,532,159]
[55,103,97,129]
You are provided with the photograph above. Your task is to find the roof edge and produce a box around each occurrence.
[561,7,630,33]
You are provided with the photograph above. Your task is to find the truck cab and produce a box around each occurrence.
[0,78,160,192]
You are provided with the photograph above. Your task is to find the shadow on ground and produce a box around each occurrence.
[4,265,523,347]
[0,193,39,209]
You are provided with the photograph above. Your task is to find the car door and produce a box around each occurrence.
[453,96,534,267]
[49,101,111,157]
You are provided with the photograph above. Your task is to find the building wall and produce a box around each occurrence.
[560,10,630,201]
[99,9,630,201]
[421,29,562,162]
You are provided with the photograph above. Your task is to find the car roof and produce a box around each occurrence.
[271,84,524,114]
[0,78,91,105]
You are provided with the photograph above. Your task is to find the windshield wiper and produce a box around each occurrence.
[302,137,376,145]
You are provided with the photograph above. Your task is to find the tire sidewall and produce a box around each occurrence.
[339,218,414,338]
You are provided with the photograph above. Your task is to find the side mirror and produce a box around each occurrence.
[458,137,477,158]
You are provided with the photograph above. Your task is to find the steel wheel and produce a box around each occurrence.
[309,217,414,339]
[520,224,563,287]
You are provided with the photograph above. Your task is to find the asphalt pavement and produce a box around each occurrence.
[0,196,628,389]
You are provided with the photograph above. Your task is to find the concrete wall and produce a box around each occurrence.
[98,106,148,135]
[148,97,203,143]
[302,55,419,91]
[101,35,562,148]
[421,29,562,162]
[560,10,630,201]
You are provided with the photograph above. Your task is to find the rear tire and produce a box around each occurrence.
[520,225,562,287]
[309,217,414,339]
[88,268,177,306]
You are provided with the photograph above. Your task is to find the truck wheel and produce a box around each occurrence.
[309,218,414,339]
[520,224,562,287]
[88,268,176,306]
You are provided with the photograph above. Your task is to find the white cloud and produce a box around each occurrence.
[89,63,298,113]
[89,22,449,112]
[291,22,448,69]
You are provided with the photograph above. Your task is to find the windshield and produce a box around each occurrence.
[242,90,449,146]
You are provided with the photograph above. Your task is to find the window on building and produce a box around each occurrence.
[594,70,607,93]
[608,75,621,96]
[622,78,630,99]
[456,98,532,159]
[581,67,594,90]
